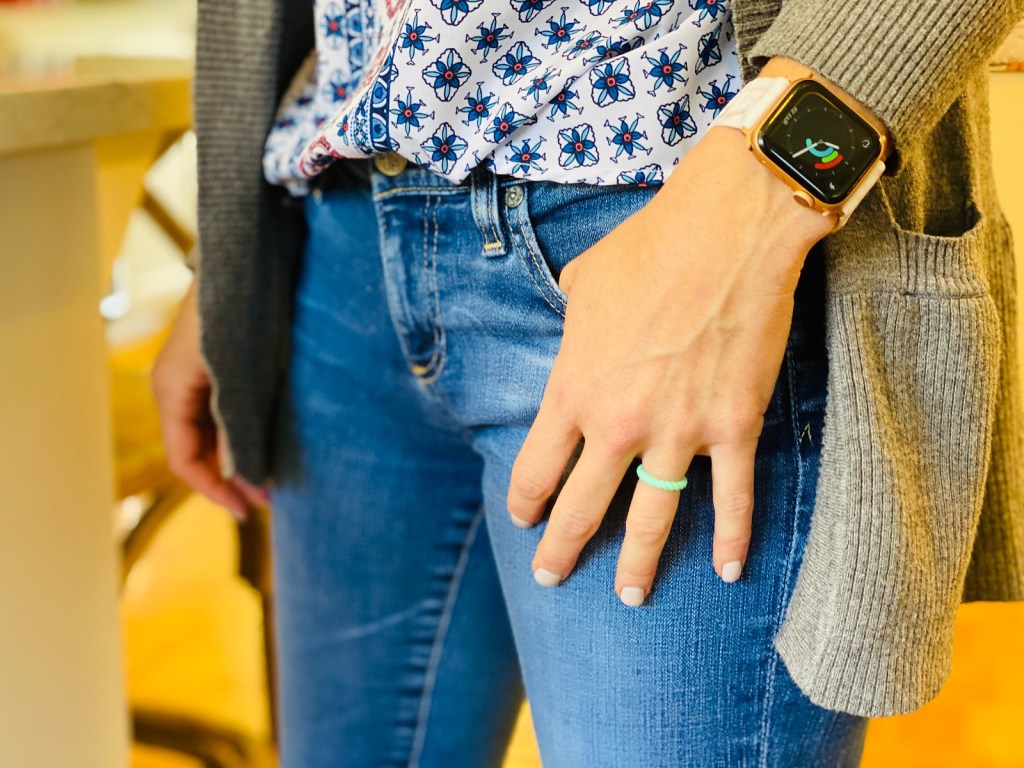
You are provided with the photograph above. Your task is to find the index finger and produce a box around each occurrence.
[160,413,248,520]
[507,393,582,528]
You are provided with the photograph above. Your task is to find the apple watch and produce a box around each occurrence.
[713,66,891,231]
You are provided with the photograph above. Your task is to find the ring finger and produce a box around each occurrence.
[614,446,693,606]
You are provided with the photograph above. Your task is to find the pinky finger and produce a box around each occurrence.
[708,440,757,583]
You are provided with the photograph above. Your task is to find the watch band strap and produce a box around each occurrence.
[712,73,886,231]
[712,77,791,130]
[836,159,886,228]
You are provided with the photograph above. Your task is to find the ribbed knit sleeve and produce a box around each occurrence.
[746,0,1024,170]
[194,0,313,483]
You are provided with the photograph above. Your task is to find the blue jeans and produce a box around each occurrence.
[266,156,869,767]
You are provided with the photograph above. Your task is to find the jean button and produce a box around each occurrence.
[373,151,408,176]
[504,184,524,208]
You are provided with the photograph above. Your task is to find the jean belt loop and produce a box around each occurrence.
[469,164,508,258]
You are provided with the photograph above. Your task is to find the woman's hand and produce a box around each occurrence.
[506,125,832,605]
[151,281,270,521]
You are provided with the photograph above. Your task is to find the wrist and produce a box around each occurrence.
[656,127,829,276]
[713,127,834,244]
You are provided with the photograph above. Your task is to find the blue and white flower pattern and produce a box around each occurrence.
[264,0,739,193]
[589,58,635,106]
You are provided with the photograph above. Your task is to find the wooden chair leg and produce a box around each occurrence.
[236,505,280,747]
[120,478,194,583]
[132,708,256,768]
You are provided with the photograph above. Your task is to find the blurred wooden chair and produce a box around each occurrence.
[111,304,279,768]
[108,134,279,766]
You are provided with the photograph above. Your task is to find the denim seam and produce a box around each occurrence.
[374,202,422,371]
[757,321,806,768]
[370,189,475,445]
[483,175,502,250]
[373,185,466,201]
[515,217,567,318]
[470,165,503,252]
[419,194,447,383]
[470,169,487,246]
[406,504,487,768]
[512,191,568,316]
[519,186,569,311]
[410,194,444,382]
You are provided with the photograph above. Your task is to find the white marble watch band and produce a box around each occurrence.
[711,75,886,229]
[712,77,791,130]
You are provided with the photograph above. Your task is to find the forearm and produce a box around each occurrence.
[654,57,858,282]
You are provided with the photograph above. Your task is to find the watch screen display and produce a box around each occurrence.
[756,80,882,205]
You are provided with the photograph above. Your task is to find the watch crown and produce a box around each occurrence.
[792,190,815,208]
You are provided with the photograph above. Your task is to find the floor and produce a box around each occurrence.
[123,494,1024,768]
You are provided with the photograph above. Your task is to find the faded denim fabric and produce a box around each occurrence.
[266,155,868,767]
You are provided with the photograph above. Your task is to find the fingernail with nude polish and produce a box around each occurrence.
[510,513,533,528]
[721,560,743,584]
[534,568,563,587]
[619,586,646,607]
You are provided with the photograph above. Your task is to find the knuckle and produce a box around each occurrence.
[509,459,554,505]
[719,409,765,441]
[553,504,601,540]
[548,380,574,413]
[598,408,644,453]
[716,492,754,520]
[626,513,673,545]
[714,531,752,550]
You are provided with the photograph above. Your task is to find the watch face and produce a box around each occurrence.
[756,80,882,205]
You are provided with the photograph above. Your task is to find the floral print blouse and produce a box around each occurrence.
[263,0,740,194]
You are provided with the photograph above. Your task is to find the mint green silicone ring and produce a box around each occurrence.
[636,463,688,491]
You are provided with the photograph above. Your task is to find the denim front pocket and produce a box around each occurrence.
[504,179,661,317]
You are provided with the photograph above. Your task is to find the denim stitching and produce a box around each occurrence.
[370,190,474,445]
[757,312,807,768]
[521,187,568,310]
[419,194,447,384]
[374,205,421,369]
[373,185,466,201]
[411,195,443,381]
[514,218,565,317]
[483,174,502,250]
[470,169,486,246]
[406,504,486,768]
[469,167,503,252]
[517,215,567,317]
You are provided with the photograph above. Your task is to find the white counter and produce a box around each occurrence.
[0,56,191,768]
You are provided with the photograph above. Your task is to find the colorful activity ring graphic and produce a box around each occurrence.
[806,138,843,169]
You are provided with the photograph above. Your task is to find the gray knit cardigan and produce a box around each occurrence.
[193,0,1024,717]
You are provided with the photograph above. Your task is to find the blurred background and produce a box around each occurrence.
[0,1,1022,766]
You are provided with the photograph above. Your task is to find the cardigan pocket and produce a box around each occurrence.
[878,163,996,297]
[770,181,1005,716]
